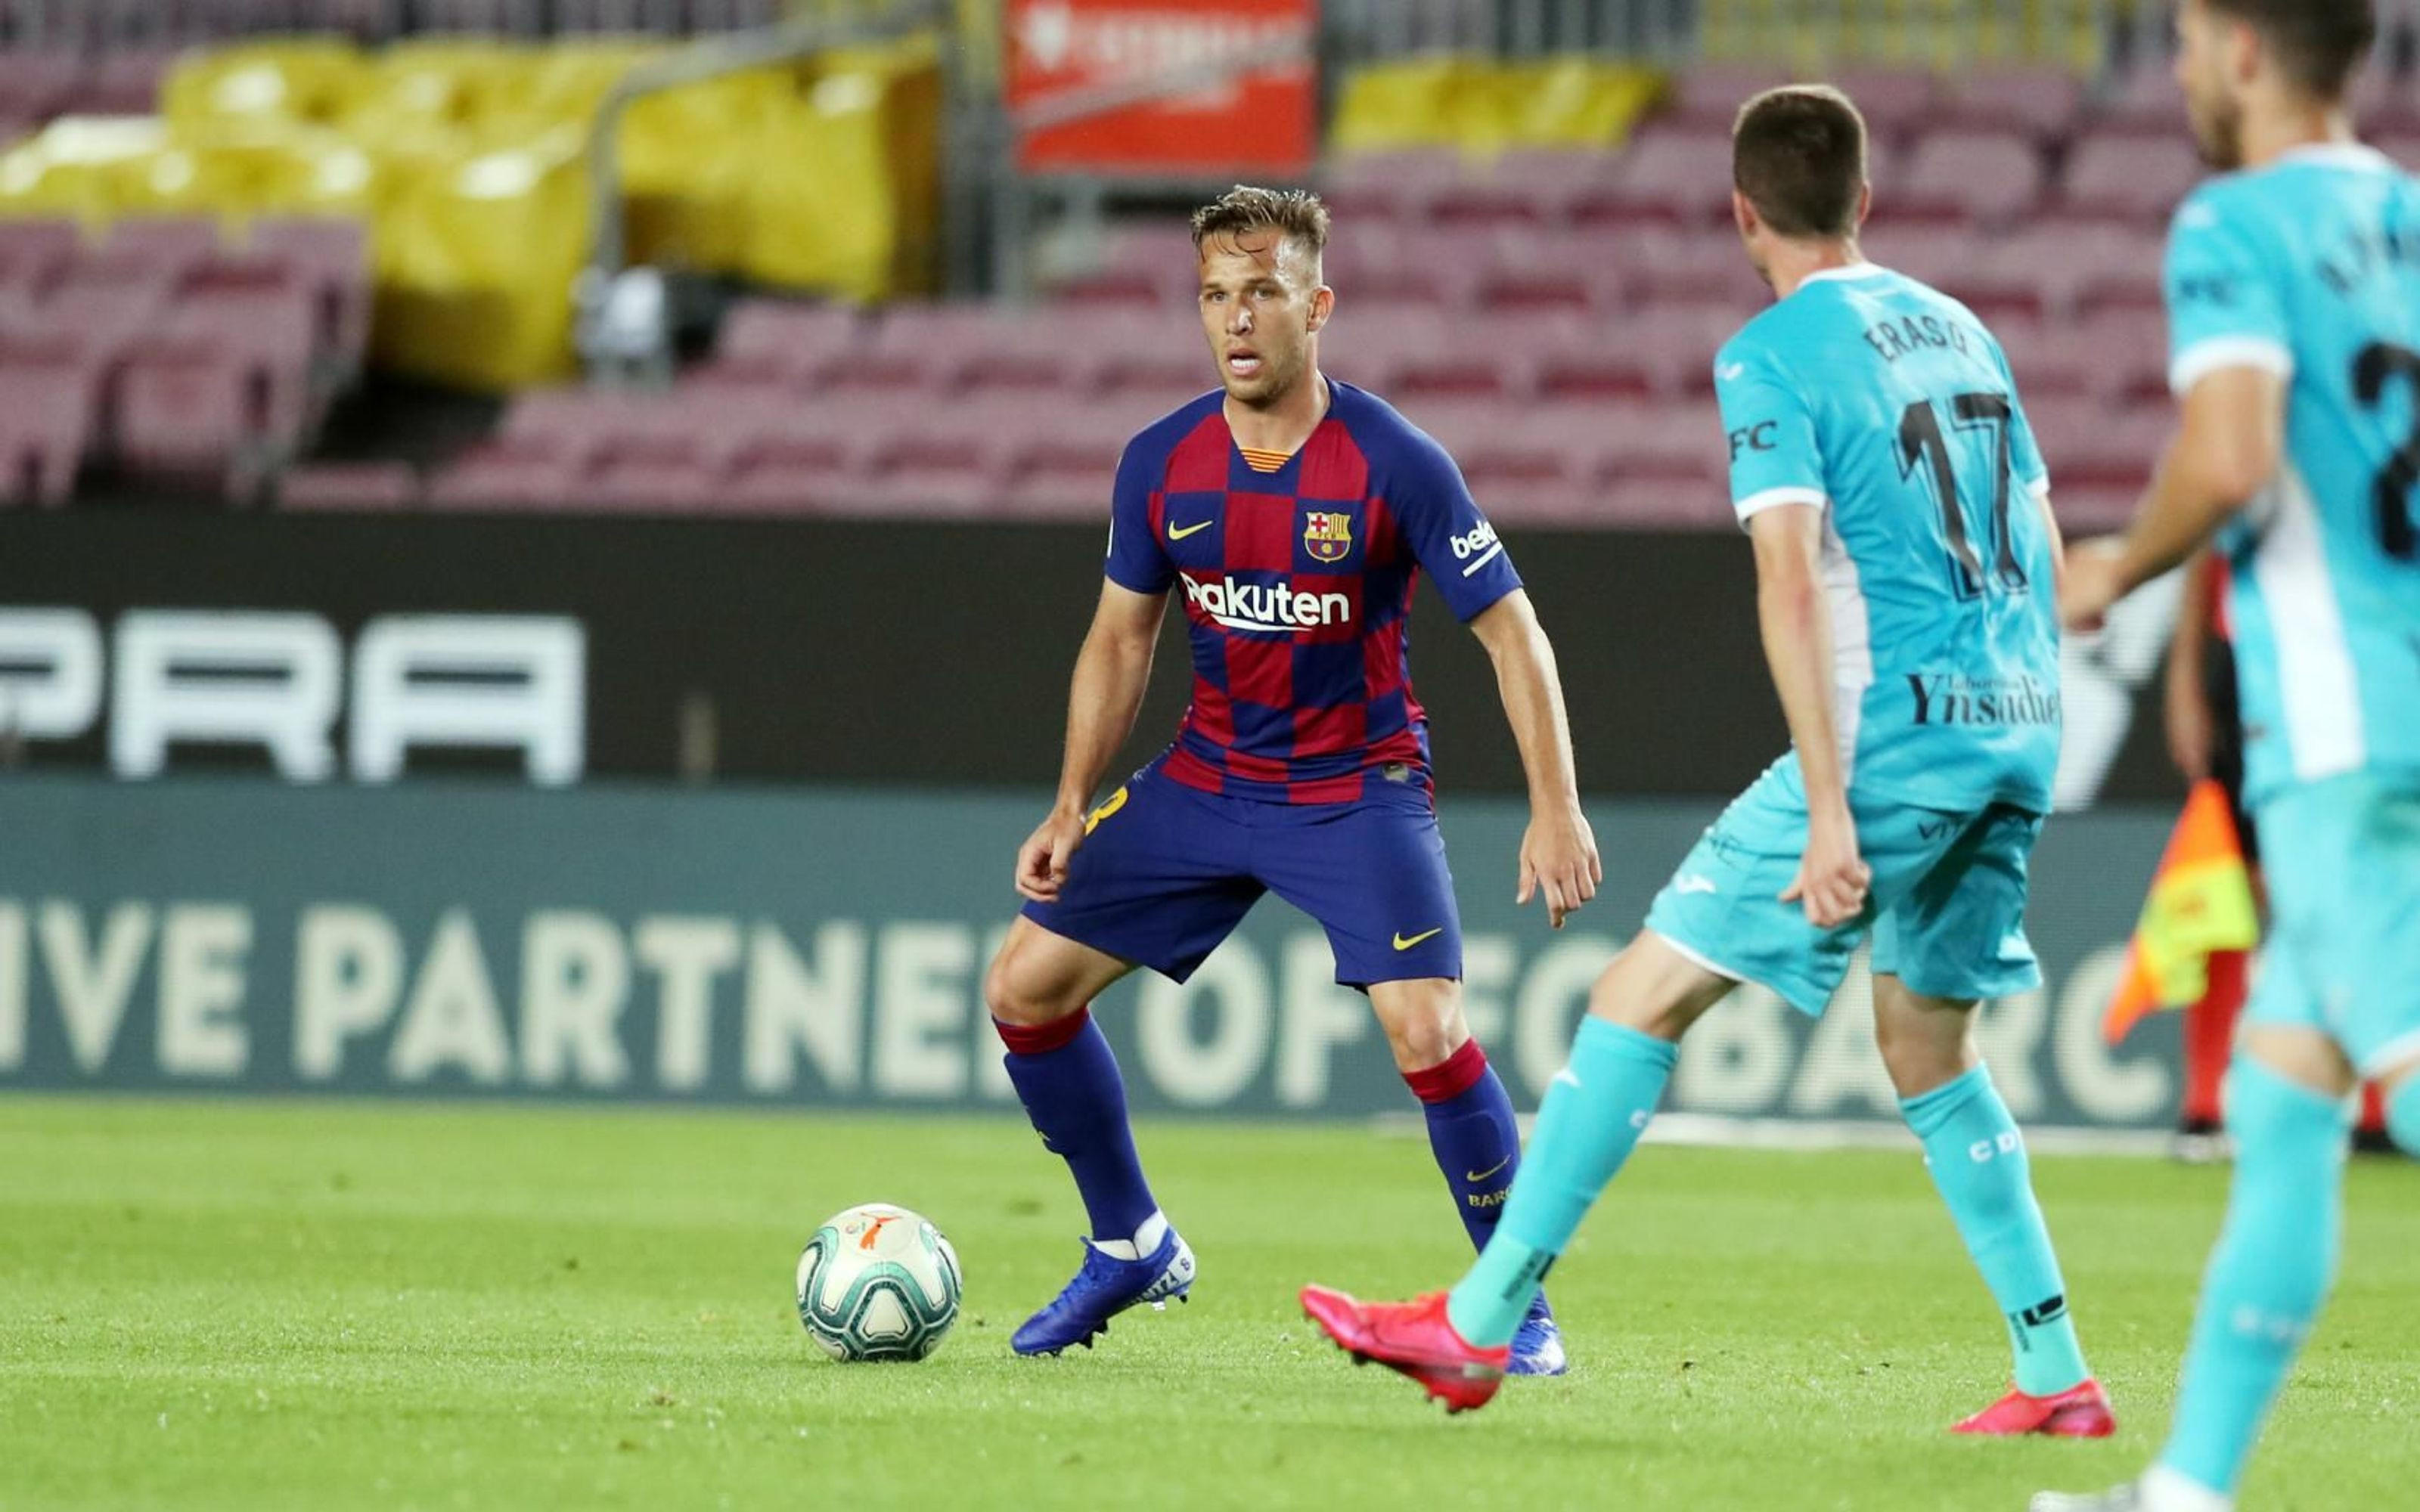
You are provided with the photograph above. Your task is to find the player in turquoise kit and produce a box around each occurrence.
[2038,5,2420,1511]
[1303,85,2114,1437]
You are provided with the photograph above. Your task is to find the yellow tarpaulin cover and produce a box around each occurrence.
[0,35,942,389]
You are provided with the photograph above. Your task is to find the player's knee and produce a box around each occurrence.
[1586,936,1711,1041]
[981,940,1081,1029]
[1371,987,1467,1071]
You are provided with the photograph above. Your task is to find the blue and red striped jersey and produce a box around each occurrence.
[1104,381,1522,803]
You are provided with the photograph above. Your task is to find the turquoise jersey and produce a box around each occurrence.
[2164,143,2420,804]
[1714,265,2064,815]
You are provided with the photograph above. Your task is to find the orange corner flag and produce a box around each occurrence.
[2103,780,2261,1046]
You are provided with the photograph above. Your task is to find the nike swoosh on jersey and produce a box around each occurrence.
[1168,519,1213,541]
[1463,1156,1512,1183]
[1392,928,1445,951]
[1675,875,1720,895]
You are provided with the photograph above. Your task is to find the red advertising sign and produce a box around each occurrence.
[1006,0,1318,175]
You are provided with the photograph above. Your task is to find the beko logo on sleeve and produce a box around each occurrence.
[0,610,586,783]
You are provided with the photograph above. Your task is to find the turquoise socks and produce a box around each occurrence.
[1901,1064,2090,1396]
[2159,1058,2350,1496]
[1446,1017,1677,1348]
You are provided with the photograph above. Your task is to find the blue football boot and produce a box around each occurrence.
[1011,1228,1196,1357]
[1507,1290,1567,1377]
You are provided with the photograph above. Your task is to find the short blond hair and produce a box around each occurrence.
[1190,184,1329,265]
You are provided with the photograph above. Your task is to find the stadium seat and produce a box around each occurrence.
[276,460,420,510]
[425,436,582,510]
[169,261,322,438]
[1579,129,1739,228]
[0,52,88,122]
[2053,135,2207,225]
[1934,67,2088,144]
[1659,64,1790,130]
[1623,254,1776,316]
[0,344,92,506]
[2090,64,2186,138]
[1862,223,1981,288]
[248,216,371,370]
[582,436,734,513]
[79,49,174,115]
[115,336,259,491]
[103,217,227,285]
[1320,149,1466,225]
[1827,68,1944,144]
[1894,132,2046,225]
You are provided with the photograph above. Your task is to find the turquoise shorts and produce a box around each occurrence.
[2244,770,2420,1079]
[1643,756,2045,1016]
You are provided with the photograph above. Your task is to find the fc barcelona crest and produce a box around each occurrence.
[1303,510,1354,563]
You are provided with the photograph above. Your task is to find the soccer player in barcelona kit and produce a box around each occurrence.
[982,187,1602,1373]
[1305,86,2115,1437]
[2038,5,2420,1510]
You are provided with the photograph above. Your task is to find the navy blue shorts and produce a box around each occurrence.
[1021,758,1463,987]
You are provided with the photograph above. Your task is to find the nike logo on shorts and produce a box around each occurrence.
[1393,928,1445,951]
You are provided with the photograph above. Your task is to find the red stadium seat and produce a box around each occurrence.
[167,262,320,438]
[78,49,173,115]
[276,460,420,511]
[582,437,734,513]
[115,336,253,490]
[1862,224,1982,288]
[1934,67,2088,144]
[1614,228,1770,314]
[1894,132,2046,225]
[1826,68,1946,143]
[25,248,175,355]
[712,299,864,383]
[1577,129,1740,229]
[2090,65,2187,138]
[0,347,92,506]
[103,218,224,281]
[1427,151,1618,228]
[248,217,372,371]
[2052,485,2145,536]
[0,52,88,120]
[1320,149,1465,225]
[426,437,583,511]
[0,218,81,276]
[2053,135,2206,225]
[1661,64,1791,130]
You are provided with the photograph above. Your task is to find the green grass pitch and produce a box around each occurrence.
[2,1098,2413,1510]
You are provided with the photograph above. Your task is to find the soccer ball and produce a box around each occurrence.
[794,1203,962,1362]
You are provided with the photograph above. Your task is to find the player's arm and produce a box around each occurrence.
[2061,367,2285,627]
[2164,547,2221,782]
[1748,505,1870,928]
[1016,581,1168,903]
[1469,590,1600,929]
[1016,444,1175,903]
[1717,341,1866,926]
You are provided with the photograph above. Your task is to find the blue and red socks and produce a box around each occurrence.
[1404,1039,1523,1252]
[1900,1063,2091,1397]
[1448,1017,1678,1347]
[997,1007,1162,1250]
